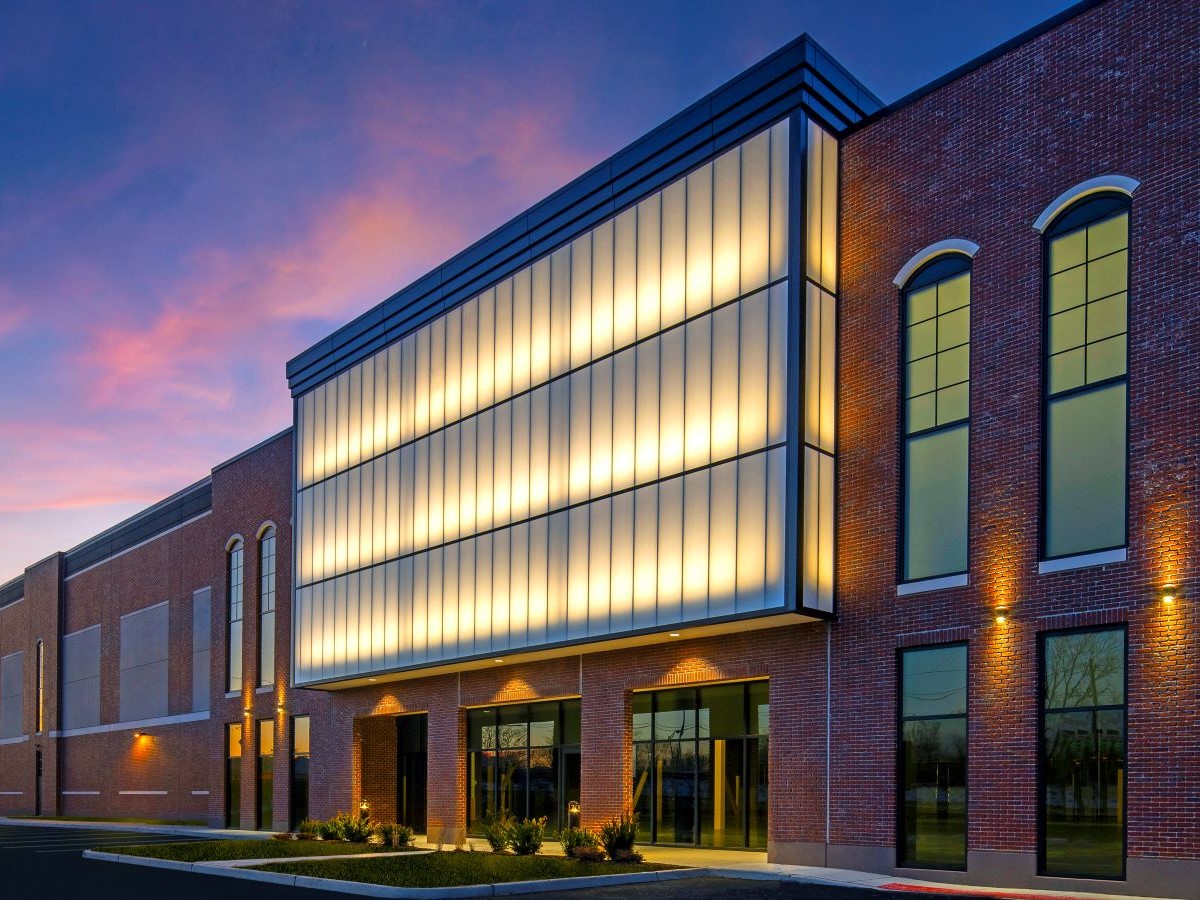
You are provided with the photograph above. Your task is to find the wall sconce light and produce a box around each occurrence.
[276,703,287,713]
[994,605,1010,625]
[244,707,253,717]
[668,632,681,638]
[359,799,370,818]
[133,731,144,739]
[1161,585,1178,605]
[493,658,504,664]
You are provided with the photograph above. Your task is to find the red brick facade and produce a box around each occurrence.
[0,2,1194,896]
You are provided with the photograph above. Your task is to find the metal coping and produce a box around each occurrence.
[285,33,882,397]
[61,479,214,579]
[0,577,22,610]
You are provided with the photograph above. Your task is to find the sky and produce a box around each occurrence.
[0,0,1078,581]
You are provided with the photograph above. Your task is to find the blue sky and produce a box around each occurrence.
[0,0,1076,578]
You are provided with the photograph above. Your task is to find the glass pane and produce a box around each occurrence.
[748,681,769,736]
[1043,709,1125,878]
[936,382,969,426]
[700,738,739,848]
[527,746,559,823]
[699,683,746,739]
[655,689,697,741]
[1086,334,1127,384]
[907,285,937,325]
[562,700,581,745]
[528,702,557,747]
[633,693,653,743]
[657,740,698,843]
[468,708,496,750]
[936,307,969,351]
[907,320,936,360]
[907,357,936,398]
[1086,293,1126,343]
[747,736,768,849]
[1049,348,1086,395]
[1045,385,1126,557]
[936,273,970,314]
[1087,214,1127,259]
[904,424,969,580]
[1087,250,1127,301]
[1044,630,1125,709]
[902,644,967,718]
[497,748,526,821]
[633,742,654,839]
[901,717,967,868]
[1049,229,1086,274]
[906,394,936,435]
[1049,308,1086,354]
[1049,267,1086,314]
[469,750,497,827]
[936,345,968,389]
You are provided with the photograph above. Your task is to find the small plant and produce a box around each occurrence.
[315,817,341,841]
[321,811,375,842]
[597,811,639,860]
[573,845,607,862]
[507,816,547,856]
[480,813,514,852]
[611,848,644,863]
[559,826,603,860]
[374,822,415,848]
[296,819,321,839]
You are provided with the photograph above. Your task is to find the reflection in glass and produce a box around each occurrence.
[632,681,767,848]
[1041,629,1125,878]
[899,644,967,869]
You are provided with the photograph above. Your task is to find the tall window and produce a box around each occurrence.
[898,644,968,869]
[1040,627,1126,878]
[290,716,311,829]
[902,256,971,582]
[257,719,274,831]
[35,639,44,735]
[1043,196,1129,559]
[258,527,276,688]
[226,723,243,828]
[227,539,244,693]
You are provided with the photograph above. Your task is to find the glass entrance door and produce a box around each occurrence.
[632,681,768,848]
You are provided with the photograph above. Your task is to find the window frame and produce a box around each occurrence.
[894,640,970,871]
[226,538,244,694]
[897,254,973,585]
[1036,623,1128,880]
[1039,194,1132,562]
[257,526,277,689]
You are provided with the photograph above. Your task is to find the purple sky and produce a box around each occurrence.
[0,0,1075,580]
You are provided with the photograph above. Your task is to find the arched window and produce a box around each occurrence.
[901,254,971,583]
[227,538,244,693]
[258,526,276,688]
[1042,194,1129,559]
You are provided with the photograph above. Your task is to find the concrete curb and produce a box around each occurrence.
[1,816,268,840]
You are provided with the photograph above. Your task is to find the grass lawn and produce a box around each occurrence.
[255,852,675,887]
[12,815,207,826]
[104,839,417,862]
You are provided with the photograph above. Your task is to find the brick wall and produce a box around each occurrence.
[839,0,1197,868]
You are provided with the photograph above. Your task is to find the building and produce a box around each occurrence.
[1,0,1196,895]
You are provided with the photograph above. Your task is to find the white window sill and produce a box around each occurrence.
[224,690,240,699]
[255,686,273,694]
[897,573,969,596]
[1038,547,1127,575]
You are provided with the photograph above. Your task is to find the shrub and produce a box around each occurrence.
[573,845,607,862]
[296,819,321,838]
[323,811,375,843]
[507,817,547,856]
[480,813,513,853]
[315,818,341,841]
[597,811,639,859]
[559,826,602,859]
[374,822,415,848]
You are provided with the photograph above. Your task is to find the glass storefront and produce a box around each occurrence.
[632,681,768,848]
[467,699,580,832]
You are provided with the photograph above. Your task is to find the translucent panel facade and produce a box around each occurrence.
[293,119,838,683]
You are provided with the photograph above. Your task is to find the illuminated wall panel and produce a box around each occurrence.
[291,118,847,685]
